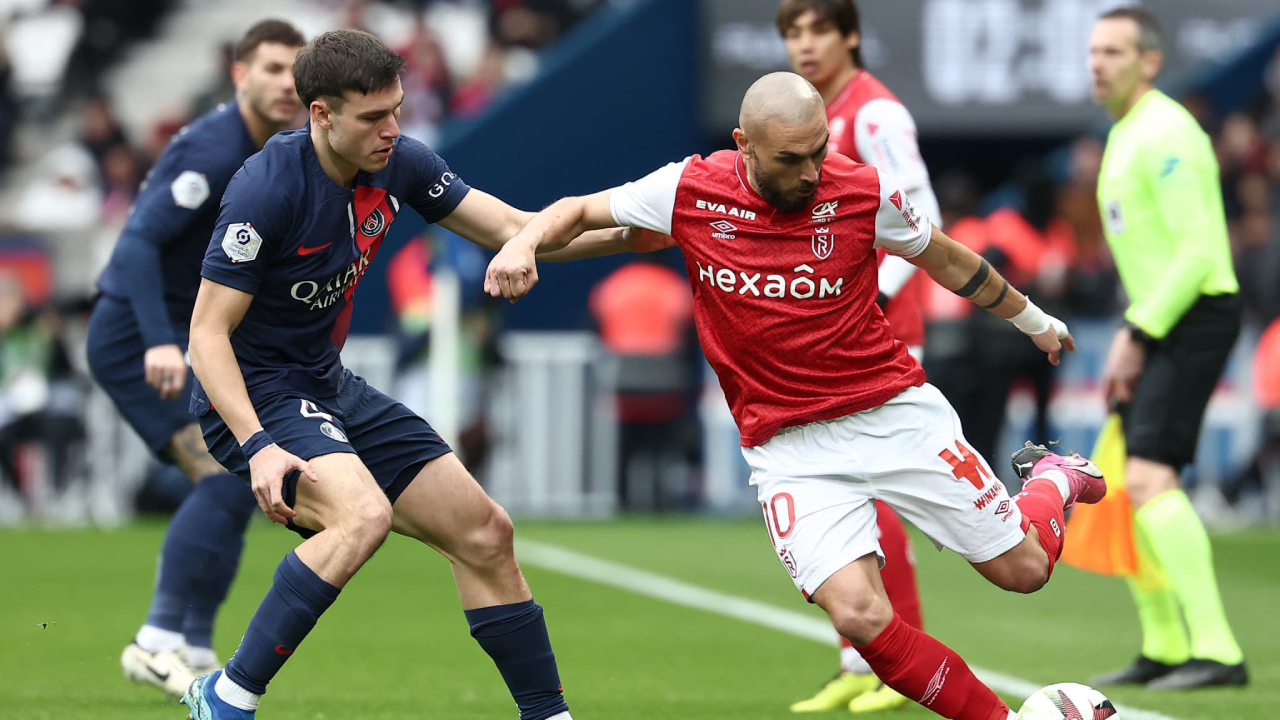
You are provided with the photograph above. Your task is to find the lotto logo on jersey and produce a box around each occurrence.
[695,261,843,300]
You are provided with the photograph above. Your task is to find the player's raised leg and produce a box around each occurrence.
[970,443,1105,594]
[185,451,390,719]
[391,453,571,720]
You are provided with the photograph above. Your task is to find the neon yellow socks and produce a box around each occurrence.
[1134,490,1243,664]
[1125,517,1188,664]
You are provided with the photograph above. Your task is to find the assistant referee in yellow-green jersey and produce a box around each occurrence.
[1090,6,1247,691]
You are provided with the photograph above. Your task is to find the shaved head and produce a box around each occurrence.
[739,72,826,139]
[733,72,829,213]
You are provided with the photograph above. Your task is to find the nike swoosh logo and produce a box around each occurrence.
[297,243,332,256]
[146,663,170,681]
[274,644,295,655]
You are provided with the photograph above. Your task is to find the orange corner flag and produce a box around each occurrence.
[1061,414,1137,576]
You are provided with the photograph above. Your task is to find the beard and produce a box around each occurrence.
[248,92,296,126]
[751,158,818,214]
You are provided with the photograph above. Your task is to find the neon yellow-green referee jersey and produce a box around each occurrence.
[1097,89,1238,339]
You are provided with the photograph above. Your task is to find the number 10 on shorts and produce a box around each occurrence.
[762,493,799,579]
[763,492,796,544]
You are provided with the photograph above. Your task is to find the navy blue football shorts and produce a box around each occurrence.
[198,369,451,537]
[86,295,194,456]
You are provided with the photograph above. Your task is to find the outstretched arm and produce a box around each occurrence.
[436,187,649,261]
[482,190,645,301]
[870,170,1071,365]
[483,158,687,301]
[909,226,1073,365]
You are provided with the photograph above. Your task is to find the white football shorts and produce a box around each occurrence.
[744,383,1025,599]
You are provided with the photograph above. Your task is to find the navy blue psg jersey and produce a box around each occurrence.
[196,128,469,407]
[97,101,259,346]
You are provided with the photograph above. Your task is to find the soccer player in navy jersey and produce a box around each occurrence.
[85,19,305,697]
[179,30,629,720]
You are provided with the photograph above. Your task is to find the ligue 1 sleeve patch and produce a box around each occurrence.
[171,171,210,209]
[222,222,263,263]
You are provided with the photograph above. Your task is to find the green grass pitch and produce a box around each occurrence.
[1,517,1275,719]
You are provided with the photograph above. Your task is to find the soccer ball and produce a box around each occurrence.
[1016,683,1119,720]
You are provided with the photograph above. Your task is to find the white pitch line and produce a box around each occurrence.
[517,538,1183,720]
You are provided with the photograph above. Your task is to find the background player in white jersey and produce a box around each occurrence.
[483,72,1107,720]
[779,1,938,711]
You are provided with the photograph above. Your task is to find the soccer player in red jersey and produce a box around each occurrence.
[487,73,1106,720]
[779,0,936,711]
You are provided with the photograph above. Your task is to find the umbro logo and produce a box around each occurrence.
[811,201,839,219]
[709,219,737,239]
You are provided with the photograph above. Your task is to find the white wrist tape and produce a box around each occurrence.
[1008,298,1069,338]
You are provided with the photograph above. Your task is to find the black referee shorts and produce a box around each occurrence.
[1121,294,1240,469]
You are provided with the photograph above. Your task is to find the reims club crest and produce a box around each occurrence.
[812,230,834,260]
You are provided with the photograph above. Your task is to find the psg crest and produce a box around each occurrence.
[361,208,386,237]
[811,230,834,260]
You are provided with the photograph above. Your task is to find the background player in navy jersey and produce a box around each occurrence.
[179,29,630,720]
[85,19,305,697]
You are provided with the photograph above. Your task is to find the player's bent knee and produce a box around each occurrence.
[983,543,1049,594]
[826,591,893,646]
[458,501,516,570]
[338,494,394,553]
[1007,561,1049,594]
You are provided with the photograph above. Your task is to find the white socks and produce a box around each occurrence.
[1034,468,1072,505]
[183,645,218,669]
[135,625,183,653]
[840,645,874,675]
[215,671,261,711]
[545,713,573,720]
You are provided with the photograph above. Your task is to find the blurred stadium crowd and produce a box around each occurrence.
[0,0,1275,529]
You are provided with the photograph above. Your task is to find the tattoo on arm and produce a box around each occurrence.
[980,279,1009,309]
[955,258,992,299]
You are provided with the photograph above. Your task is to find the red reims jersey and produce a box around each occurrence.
[827,70,941,349]
[609,149,930,446]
